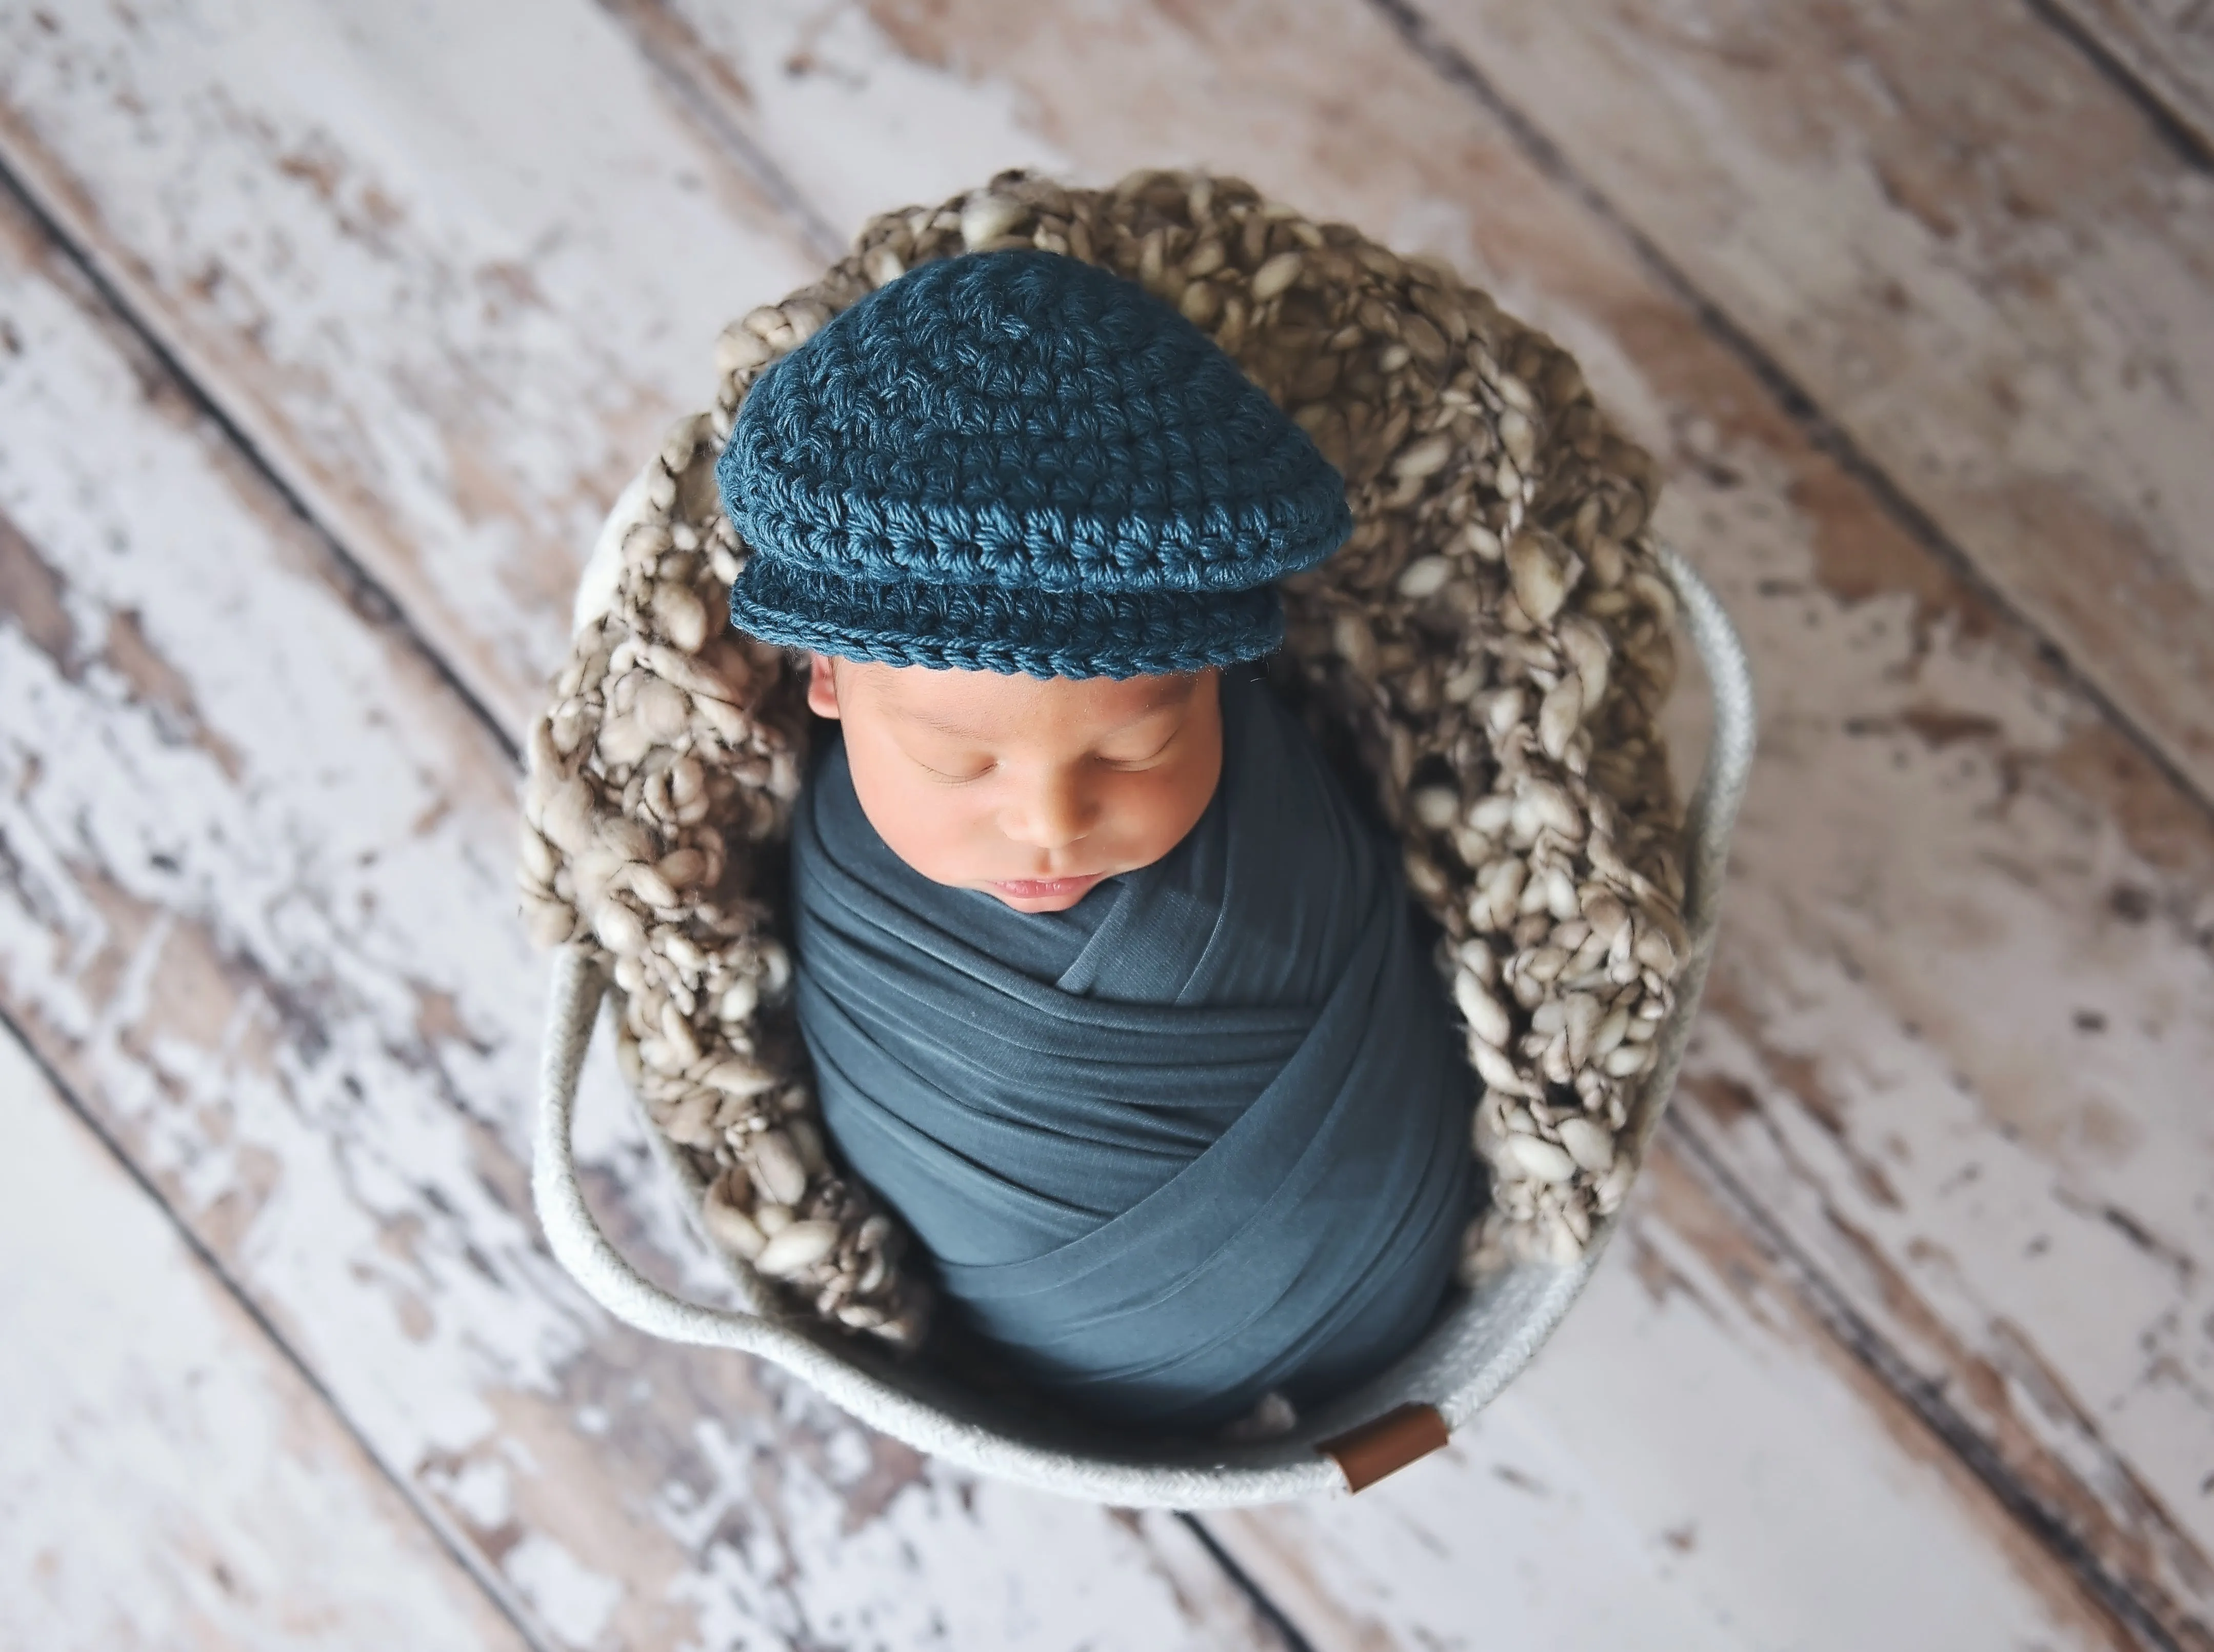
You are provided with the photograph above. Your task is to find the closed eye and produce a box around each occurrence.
[1095,733,1178,771]
[918,758,995,784]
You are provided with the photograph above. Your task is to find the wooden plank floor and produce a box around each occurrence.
[0,2,2206,1647]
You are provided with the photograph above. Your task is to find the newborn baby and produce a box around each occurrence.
[720,249,1475,1431]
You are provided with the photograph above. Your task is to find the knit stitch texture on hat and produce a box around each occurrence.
[717,250,1353,678]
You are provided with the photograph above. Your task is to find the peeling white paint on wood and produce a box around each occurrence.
[1206,1145,2135,1651]
[0,0,821,737]
[584,0,2214,1637]
[1648,425,2214,1634]
[0,1028,531,1652]
[0,252,2130,1642]
[0,0,2206,1646]
[1411,0,2214,800]
[2045,0,2214,155]
[608,0,1068,247]
[0,193,1288,1652]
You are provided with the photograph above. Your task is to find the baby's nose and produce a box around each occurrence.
[1000,772,1097,850]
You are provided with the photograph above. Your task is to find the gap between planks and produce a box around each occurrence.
[0,999,560,1652]
[1173,1515,1326,1652]
[599,0,851,265]
[1,5,2198,1643]
[0,36,1322,1644]
[596,7,2209,1642]
[1661,1107,2188,1652]
[0,126,1313,1652]
[0,158,523,769]
[2028,0,2214,166]
[1365,0,2214,829]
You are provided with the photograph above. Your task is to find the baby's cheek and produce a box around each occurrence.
[912,804,1002,881]
[1110,764,1216,867]
[1104,784,1170,864]
[850,773,975,881]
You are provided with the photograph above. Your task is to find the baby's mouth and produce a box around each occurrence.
[987,872,1107,901]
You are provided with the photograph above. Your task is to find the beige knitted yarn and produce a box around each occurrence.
[517,168,1687,1352]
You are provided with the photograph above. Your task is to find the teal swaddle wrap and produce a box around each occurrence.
[789,670,1478,1431]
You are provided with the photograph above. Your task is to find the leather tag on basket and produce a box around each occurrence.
[1317,1402,1449,1492]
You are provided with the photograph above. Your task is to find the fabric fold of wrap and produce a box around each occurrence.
[790,669,1478,1431]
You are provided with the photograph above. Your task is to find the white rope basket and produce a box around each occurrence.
[532,543,1751,1509]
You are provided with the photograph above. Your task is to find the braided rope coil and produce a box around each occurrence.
[518,169,1689,1355]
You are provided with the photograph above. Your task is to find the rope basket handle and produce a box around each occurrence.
[533,943,782,1350]
[1633,545,1755,1158]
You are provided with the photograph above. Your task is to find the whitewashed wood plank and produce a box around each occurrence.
[2044,0,2214,157]
[1401,0,2214,805]
[1204,1144,2137,1651]
[0,194,2115,1652]
[606,0,2214,1641]
[0,0,822,738]
[0,1029,531,1652]
[0,191,1289,1652]
[653,0,2214,801]
[643,0,2214,810]
[3,0,2205,1641]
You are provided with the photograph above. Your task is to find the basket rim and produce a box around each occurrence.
[532,542,1755,1507]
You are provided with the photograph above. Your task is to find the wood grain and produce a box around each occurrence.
[0,1029,533,1652]
[1208,1142,2140,1651]
[0,0,822,740]
[1394,0,2214,811]
[0,161,2131,1652]
[613,0,2214,1641]
[0,185,1293,1652]
[2043,0,2214,157]
[1,0,2205,1645]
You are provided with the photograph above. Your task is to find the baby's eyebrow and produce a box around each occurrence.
[899,708,1002,739]
[1117,676,1201,726]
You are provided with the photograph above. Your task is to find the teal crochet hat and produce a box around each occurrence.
[717,250,1353,679]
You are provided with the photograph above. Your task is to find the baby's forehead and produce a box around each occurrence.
[841,658,1203,741]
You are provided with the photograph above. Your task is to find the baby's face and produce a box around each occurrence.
[807,655,1223,912]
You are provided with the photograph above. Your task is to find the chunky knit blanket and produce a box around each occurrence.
[518,169,1687,1355]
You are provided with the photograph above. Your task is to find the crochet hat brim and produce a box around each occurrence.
[729,559,1285,680]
